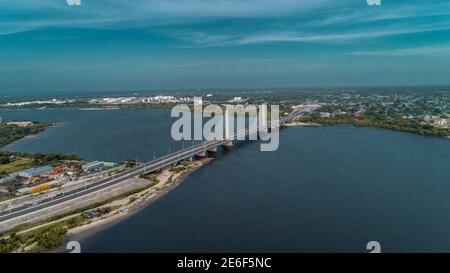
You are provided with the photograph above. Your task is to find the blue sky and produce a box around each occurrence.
[1,0,450,92]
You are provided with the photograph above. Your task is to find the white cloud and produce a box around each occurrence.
[351,45,450,57]
[172,21,450,47]
[2,0,450,54]
[0,0,333,35]
[139,0,331,17]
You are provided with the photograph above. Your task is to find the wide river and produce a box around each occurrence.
[0,108,449,252]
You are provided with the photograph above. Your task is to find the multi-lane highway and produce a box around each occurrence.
[0,109,309,223]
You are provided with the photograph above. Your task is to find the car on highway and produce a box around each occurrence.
[30,198,41,207]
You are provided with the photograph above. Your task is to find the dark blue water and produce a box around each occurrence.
[1,109,449,252]
[0,109,182,162]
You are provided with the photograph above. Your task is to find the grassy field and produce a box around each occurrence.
[0,158,35,175]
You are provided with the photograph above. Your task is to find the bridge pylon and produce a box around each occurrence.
[224,106,234,148]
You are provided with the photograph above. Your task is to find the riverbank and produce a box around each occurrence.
[77,107,121,111]
[297,115,450,138]
[0,121,52,149]
[65,158,212,244]
[283,121,320,127]
[0,123,60,152]
[0,157,213,253]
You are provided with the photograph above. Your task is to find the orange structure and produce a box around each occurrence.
[31,184,49,194]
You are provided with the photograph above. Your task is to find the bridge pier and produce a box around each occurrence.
[195,150,207,158]
[222,141,233,150]
[207,145,218,155]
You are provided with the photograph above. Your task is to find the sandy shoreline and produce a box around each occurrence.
[283,121,320,127]
[77,107,121,111]
[53,157,213,253]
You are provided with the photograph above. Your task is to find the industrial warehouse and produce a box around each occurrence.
[0,159,118,198]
